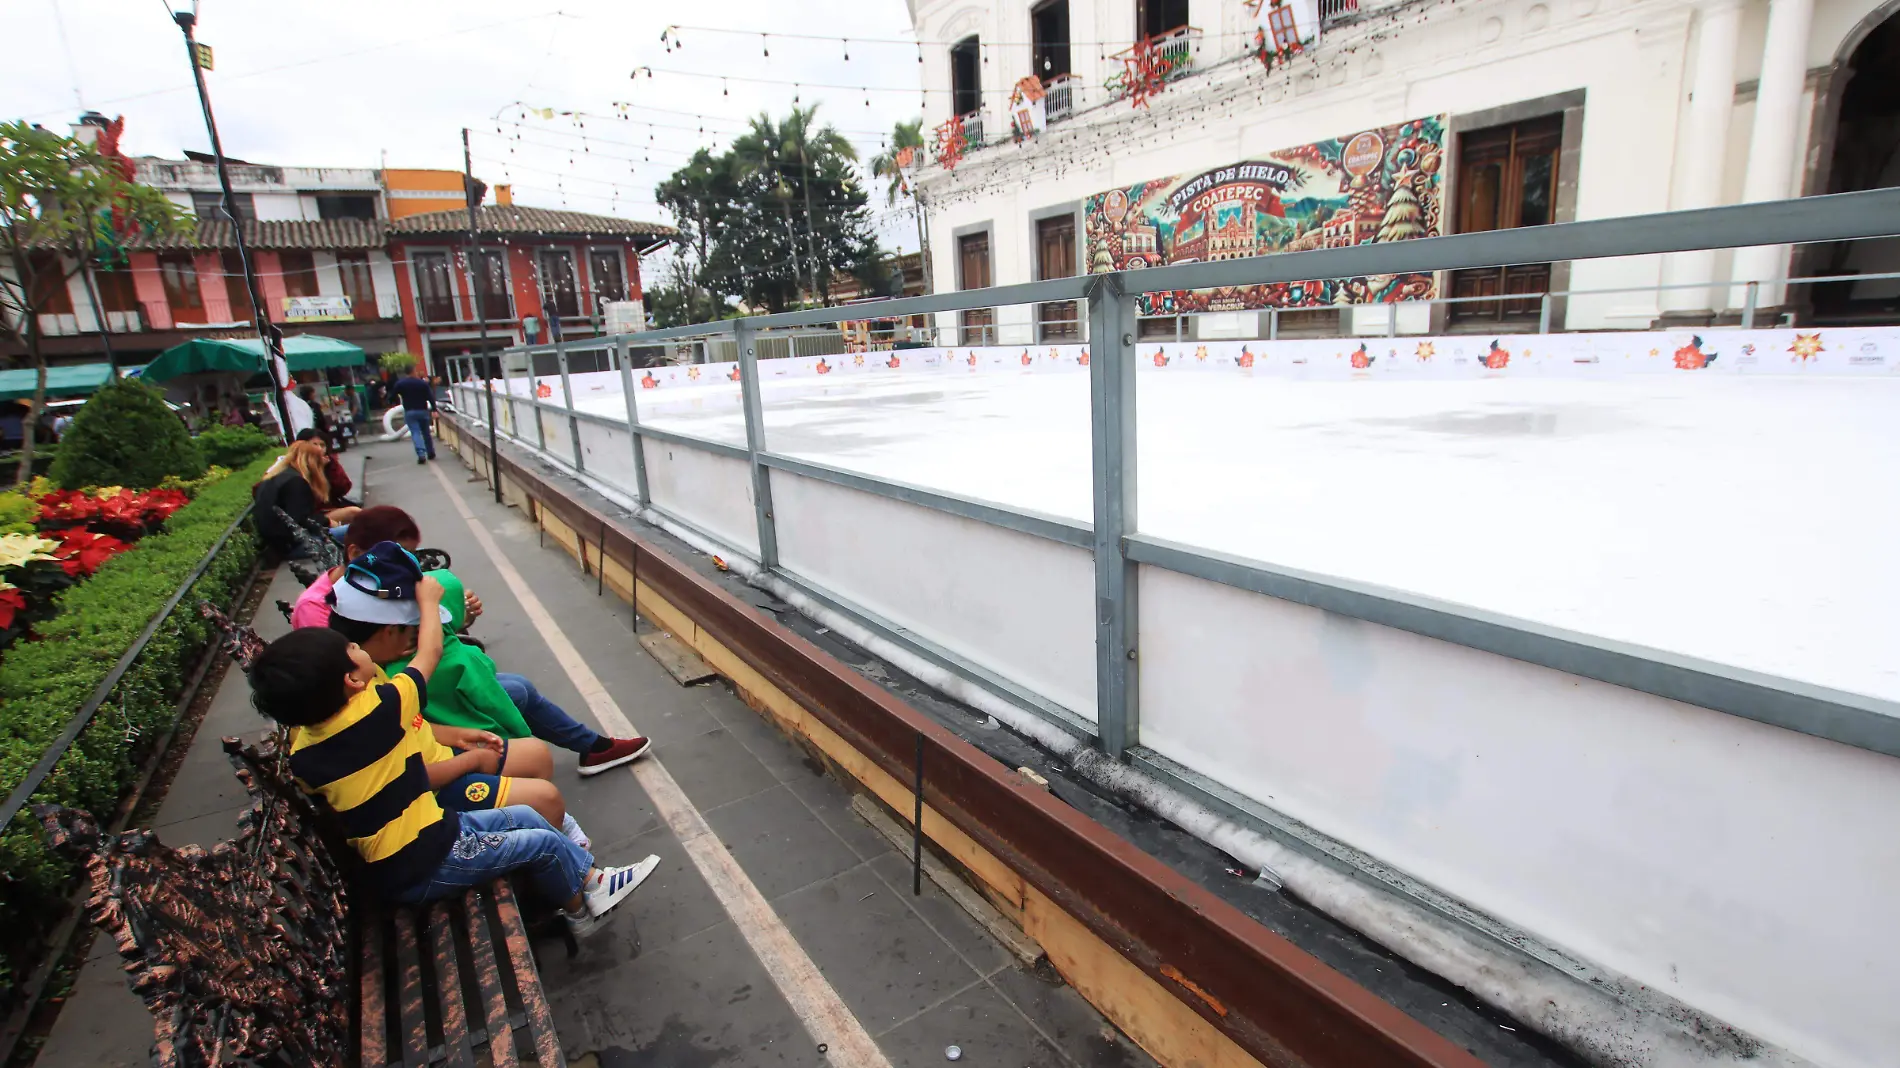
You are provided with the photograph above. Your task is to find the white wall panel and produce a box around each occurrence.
[772,471,1096,721]
[1136,564,1900,1068]
[642,440,760,556]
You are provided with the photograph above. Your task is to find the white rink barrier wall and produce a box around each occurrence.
[450,325,1900,1068]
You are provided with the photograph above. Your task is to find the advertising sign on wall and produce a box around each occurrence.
[283,295,352,322]
[1084,115,1446,314]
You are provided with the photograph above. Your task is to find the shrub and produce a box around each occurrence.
[0,493,33,536]
[50,379,205,491]
[194,424,276,469]
[0,455,269,993]
[379,351,417,376]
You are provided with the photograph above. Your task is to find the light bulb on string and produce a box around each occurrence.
[761,33,769,57]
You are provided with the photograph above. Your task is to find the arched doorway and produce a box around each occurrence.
[1805,8,1900,323]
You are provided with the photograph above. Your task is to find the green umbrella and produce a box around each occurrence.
[141,334,366,383]
[0,362,115,402]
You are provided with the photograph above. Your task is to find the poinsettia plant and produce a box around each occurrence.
[0,533,74,648]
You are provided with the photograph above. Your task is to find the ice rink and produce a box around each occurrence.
[545,361,1898,703]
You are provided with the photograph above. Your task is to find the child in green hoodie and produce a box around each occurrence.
[324,548,653,786]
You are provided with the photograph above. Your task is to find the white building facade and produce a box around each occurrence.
[908,0,1900,339]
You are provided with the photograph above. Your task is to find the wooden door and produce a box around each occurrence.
[958,232,995,345]
[1450,115,1562,322]
[1036,215,1079,340]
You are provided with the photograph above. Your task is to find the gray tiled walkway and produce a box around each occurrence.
[35,438,1150,1068]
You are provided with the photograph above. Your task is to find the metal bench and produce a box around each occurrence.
[39,736,565,1067]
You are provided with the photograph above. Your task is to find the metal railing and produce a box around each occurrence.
[448,187,1900,769]
[1045,74,1080,124]
[1106,26,1202,100]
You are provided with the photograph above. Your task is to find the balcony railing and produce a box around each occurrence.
[35,309,148,337]
[1319,0,1361,26]
[959,109,986,148]
[1045,74,1080,124]
[1106,26,1202,100]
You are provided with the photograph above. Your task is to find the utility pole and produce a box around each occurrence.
[172,8,293,440]
[461,128,503,504]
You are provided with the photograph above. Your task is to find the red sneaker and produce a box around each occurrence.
[578,736,652,776]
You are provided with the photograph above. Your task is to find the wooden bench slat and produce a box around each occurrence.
[465,888,520,1068]
[361,904,391,1068]
[427,900,478,1068]
[492,881,565,1068]
[394,910,429,1066]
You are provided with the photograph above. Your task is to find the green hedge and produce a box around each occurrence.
[0,456,271,998]
[193,424,277,469]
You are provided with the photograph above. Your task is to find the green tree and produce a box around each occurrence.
[0,121,187,487]
[654,148,737,321]
[727,106,881,312]
[51,377,205,490]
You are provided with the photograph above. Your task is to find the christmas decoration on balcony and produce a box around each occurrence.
[932,115,969,171]
[1008,77,1048,142]
[1247,0,1320,71]
[1118,37,1173,110]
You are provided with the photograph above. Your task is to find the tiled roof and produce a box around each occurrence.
[388,205,677,240]
[124,217,385,251]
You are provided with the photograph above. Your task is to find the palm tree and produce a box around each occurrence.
[731,105,860,305]
[870,118,932,293]
[869,119,926,206]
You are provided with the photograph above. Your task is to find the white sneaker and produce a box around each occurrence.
[562,812,591,850]
[566,855,660,936]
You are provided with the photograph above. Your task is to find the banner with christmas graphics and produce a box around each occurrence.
[1083,115,1446,315]
[489,328,1897,423]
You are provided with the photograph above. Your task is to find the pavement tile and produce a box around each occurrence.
[774,864,983,1035]
[986,965,1157,1068]
[651,726,778,813]
[704,784,865,901]
[876,979,1067,1066]
[866,851,1013,978]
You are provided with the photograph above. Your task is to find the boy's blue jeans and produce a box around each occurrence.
[389,806,590,906]
[404,409,435,459]
[496,672,603,754]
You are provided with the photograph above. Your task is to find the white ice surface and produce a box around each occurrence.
[571,370,1899,703]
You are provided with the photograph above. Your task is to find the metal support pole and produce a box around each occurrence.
[615,337,651,507]
[1268,306,1279,341]
[532,349,548,452]
[734,320,780,568]
[1741,281,1759,328]
[912,733,925,896]
[459,128,503,504]
[1386,302,1397,338]
[557,348,582,471]
[174,10,292,441]
[1537,292,1553,335]
[498,350,516,441]
[1086,276,1140,760]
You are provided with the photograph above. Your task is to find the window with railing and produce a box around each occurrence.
[157,252,203,322]
[279,251,320,299]
[337,251,379,320]
[413,251,459,324]
[472,249,512,321]
[537,248,582,319]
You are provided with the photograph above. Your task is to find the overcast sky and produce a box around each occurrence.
[7,0,927,251]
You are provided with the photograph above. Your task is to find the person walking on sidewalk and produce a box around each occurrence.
[392,370,437,464]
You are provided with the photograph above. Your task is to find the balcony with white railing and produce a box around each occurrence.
[1106,26,1203,101]
[1044,74,1081,124]
[959,109,986,148]
[1319,0,1361,26]
[36,309,149,337]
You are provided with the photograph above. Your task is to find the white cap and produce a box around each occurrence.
[331,580,452,627]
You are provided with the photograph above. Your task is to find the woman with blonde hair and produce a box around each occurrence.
[254,438,361,559]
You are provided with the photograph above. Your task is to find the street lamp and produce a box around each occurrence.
[171,6,294,440]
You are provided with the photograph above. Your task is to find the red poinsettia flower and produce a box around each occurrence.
[50,529,129,577]
[0,586,25,630]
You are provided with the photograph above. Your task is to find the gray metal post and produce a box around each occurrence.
[1537,293,1553,334]
[532,350,549,451]
[498,349,516,441]
[615,336,651,506]
[734,320,780,568]
[557,348,583,471]
[1086,275,1140,760]
[1741,281,1759,329]
[1386,302,1397,338]
[1268,306,1279,341]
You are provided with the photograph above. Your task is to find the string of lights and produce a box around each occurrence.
[654,21,1271,51]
